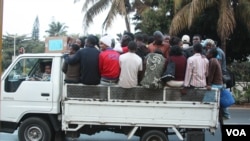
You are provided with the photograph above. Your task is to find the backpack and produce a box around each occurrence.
[161,58,175,83]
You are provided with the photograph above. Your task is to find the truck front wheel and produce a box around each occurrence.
[140,130,169,141]
[18,117,53,141]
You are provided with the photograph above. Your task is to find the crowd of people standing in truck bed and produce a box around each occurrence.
[62,31,227,89]
[62,31,232,119]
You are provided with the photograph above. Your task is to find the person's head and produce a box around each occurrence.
[85,35,97,47]
[75,36,87,48]
[192,34,202,45]
[19,47,25,54]
[147,36,154,45]
[44,63,52,74]
[121,32,134,47]
[193,43,203,54]
[135,33,144,43]
[207,48,218,59]
[163,34,171,45]
[205,39,215,51]
[169,36,182,47]
[169,45,183,56]
[99,35,112,51]
[69,44,80,55]
[182,35,190,44]
[127,41,137,52]
[75,38,82,47]
[153,31,164,45]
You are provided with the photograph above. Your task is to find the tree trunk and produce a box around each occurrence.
[125,14,131,33]
[221,38,226,55]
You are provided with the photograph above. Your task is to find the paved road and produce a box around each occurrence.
[0,108,249,141]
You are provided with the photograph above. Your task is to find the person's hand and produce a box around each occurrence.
[180,87,187,95]
[206,85,212,90]
[62,53,69,58]
[27,77,37,81]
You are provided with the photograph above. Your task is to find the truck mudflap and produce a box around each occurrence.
[62,84,220,138]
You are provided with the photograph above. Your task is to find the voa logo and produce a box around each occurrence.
[226,129,246,136]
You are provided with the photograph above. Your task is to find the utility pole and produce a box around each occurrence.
[0,0,3,77]
[0,0,4,129]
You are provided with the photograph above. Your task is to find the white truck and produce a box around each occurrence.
[0,53,221,141]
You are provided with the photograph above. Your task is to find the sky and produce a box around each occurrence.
[3,0,134,41]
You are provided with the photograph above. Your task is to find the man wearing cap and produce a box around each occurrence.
[64,35,101,85]
[181,35,191,49]
[99,35,120,85]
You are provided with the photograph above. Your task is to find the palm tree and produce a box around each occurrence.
[45,21,68,37]
[169,0,250,52]
[74,0,132,33]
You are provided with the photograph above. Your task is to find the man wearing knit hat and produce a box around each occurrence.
[99,35,120,85]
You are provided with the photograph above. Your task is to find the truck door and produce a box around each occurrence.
[1,57,54,121]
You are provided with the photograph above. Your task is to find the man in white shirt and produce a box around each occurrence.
[118,41,143,88]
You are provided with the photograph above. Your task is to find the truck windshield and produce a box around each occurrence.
[4,58,52,92]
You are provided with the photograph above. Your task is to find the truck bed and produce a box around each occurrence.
[62,84,220,134]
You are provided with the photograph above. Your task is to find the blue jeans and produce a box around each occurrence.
[212,85,231,119]
[211,84,223,89]
[222,107,231,119]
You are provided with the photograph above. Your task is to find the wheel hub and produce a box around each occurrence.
[26,126,43,141]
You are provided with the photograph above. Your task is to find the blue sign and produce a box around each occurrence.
[49,39,63,51]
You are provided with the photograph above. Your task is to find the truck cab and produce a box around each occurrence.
[0,53,63,134]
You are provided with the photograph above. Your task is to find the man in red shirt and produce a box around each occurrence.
[99,35,120,85]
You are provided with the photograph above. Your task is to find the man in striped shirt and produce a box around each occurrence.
[183,43,209,88]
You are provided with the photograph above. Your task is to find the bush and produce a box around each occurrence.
[230,62,250,103]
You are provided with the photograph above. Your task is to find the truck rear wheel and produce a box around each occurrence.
[140,130,169,141]
[18,117,53,141]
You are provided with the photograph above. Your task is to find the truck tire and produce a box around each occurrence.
[18,117,53,141]
[140,130,169,141]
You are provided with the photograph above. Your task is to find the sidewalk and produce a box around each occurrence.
[229,103,250,109]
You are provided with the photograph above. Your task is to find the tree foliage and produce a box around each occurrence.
[32,16,40,41]
[2,34,44,70]
[133,0,173,35]
[45,21,68,37]
[165,0,250,63]
[75,0,132,33]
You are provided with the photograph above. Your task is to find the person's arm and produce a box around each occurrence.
[64,50,81,64]
[207,60,216,86]
[99,53,104,75]
[183,59,192,87]
[137,58,144,85]
[113,43,123,53]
